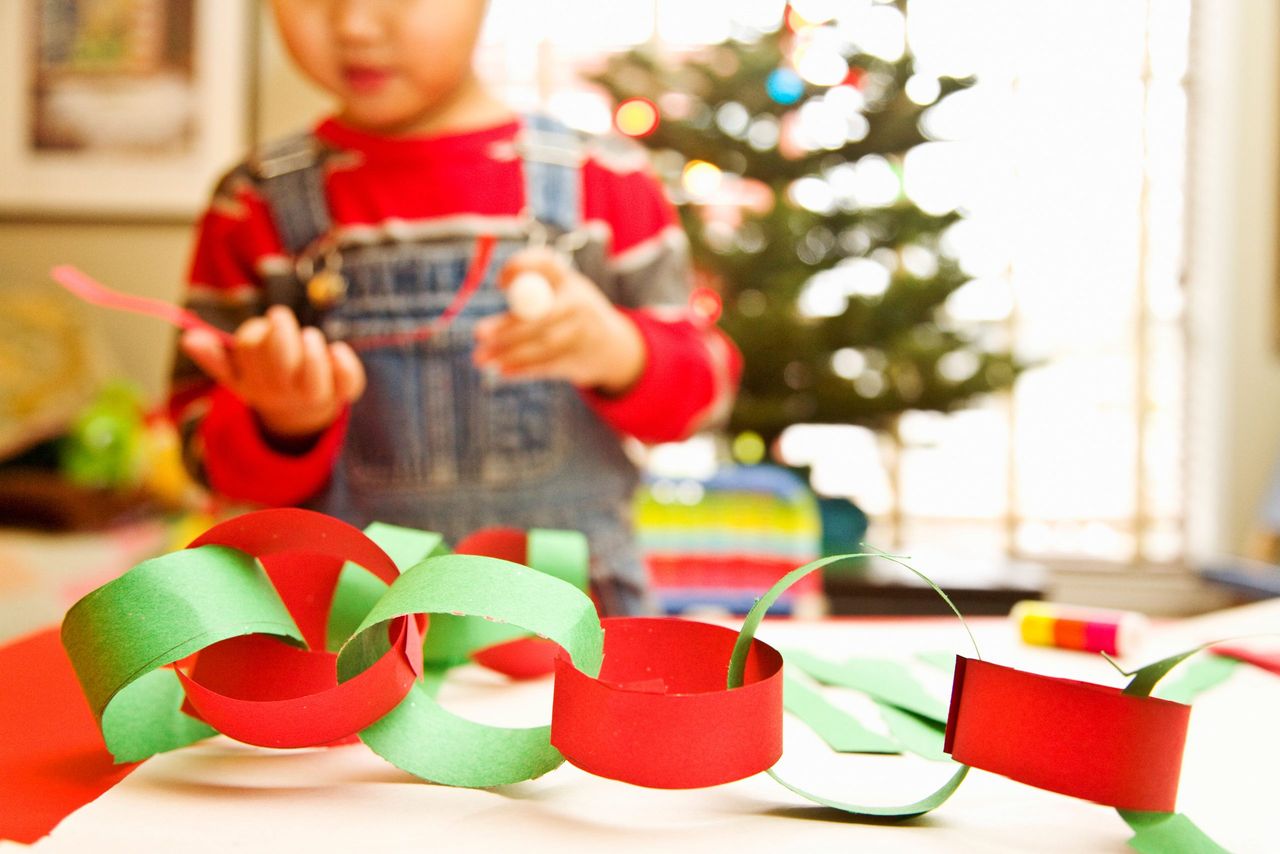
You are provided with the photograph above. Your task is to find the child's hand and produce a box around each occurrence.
[181,305,366,439]
[473,248,645,394]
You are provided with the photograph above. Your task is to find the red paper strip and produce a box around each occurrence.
[347,234,496,351]
[51,265,236,347]
[177,509,422,748]
[0,628,139,844]
[944,657,1190,811]
[1212,644,1280,676]
[551,617,783,788]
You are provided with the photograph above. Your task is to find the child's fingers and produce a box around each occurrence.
[330,341,366,403]
[488,317,579,373]
[295,326,334,404]
[498,246,565,290]
[180,328,235,387]
[264,305,304,387]
[231,316,273,390]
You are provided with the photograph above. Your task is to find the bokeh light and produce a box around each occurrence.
[765,68,805,105]
[614,97,660,137]
[681,160,724,200]
[732,431,767,465]
[689,286,724,323]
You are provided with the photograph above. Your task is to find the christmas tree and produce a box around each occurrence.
[589,2,1021,455]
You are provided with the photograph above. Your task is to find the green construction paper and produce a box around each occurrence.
[875,702,949,762]
[783,650,948,724]
[528,528,589,590]
[325,562,391,654]
[1120,810,1230,854]
[98,669,216,763]
[422,615,529,668]
[728,551,980,819]
[60,545,303,762]
[1112,644,1248,852]
[338,553,603,787]
[362,522,448,571]
[916,650,958,672]
[422,528,590,668]
[1151,656,1239,705]
[783,672,900,754]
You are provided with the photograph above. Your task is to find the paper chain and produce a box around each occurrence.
[59,508,1234,850]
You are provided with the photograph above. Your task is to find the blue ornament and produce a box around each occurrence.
[766,68,805,105]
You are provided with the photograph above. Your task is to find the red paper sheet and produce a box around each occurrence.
[0,628,139,844]
[944,657,1190,812]
[551,617,783,788]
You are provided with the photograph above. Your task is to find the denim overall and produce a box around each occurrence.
[254,116,651,615]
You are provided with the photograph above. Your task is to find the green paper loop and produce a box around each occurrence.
[60,545,303,762]
[338,553,603,787]
[421,528,589,668]
[728,552,979,819]
[325,522,447,653]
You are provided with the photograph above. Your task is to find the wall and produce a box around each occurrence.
[1186,0,1280,557]
[0,7,328,405]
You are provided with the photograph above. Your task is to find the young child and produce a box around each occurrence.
[169,0,740,615]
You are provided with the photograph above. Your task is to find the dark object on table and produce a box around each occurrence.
[825,554,1047,616]
[1198,558,1280,600]
[0,468,153,530]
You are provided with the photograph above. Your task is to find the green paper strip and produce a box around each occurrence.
[916,650,958,672]
[1151,656,1239,705]
[325,522,449,653]
[728,552,979,819]
[1120,810,1229,854]
[338,553,603,787]
[528,528,590,590]
[1112,640,1261,852]
[783,672,900,754]
[875,702,949,762]
[783,651,949,724]
[421,528,589,668]
[363,522,448,571]
[61,545,303,762]
[326,563,392,654]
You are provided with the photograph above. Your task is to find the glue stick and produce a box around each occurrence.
[1009,601,1147,656]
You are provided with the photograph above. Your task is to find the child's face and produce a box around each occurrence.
[270,0,489,134]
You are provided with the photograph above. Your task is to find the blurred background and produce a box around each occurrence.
[1,0,1278,635]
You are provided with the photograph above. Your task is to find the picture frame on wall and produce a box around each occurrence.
[0,0,252,219]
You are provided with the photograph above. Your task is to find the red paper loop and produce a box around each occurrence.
[178,509,421,748]
[551,617,783,788]
[944,657,1191,812]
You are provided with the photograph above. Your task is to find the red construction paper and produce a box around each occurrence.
[551,617,783,789]
[1212,644,1280,676]
[51,265,236,347]
[944,657,1190,811]
[0,628,139,844]
[176,509,422,748]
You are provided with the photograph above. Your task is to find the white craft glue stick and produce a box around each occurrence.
[507,271,556,321]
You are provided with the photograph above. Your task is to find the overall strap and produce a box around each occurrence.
[252,131,334,256]
[517,114,584,235]
[251,132,334,323]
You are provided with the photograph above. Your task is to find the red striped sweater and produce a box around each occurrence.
[170,117,740,506]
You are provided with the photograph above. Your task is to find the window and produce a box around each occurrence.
[478,0,1193,567]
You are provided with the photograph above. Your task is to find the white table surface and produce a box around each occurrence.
[6,600,1279,854]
